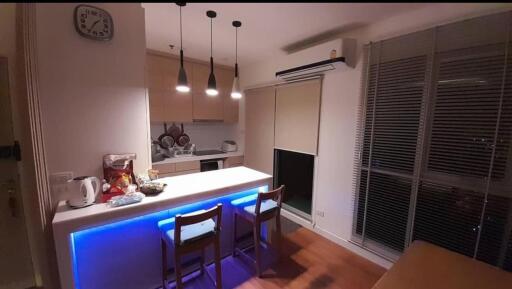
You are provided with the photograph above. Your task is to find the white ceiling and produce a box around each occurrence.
[143,3,428,66]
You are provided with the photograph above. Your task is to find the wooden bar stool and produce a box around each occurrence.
[231,185,285,277]
[158,204,223,289]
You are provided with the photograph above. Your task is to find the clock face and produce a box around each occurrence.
[74,5,114,41]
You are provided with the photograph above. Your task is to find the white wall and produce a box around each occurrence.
[240,3,512,268]
[35,3,149,203]
[150,122,239,151]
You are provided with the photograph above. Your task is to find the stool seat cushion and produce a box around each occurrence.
[243,200,278,215]
[158,210,216,245]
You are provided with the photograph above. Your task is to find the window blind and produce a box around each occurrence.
[353,11,512,271]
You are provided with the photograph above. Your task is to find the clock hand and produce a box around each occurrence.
[88,19,100,31]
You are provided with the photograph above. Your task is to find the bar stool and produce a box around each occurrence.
[158,204,223,289]
[231,185,285,277]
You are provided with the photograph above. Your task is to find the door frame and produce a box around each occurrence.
[15,3,58,288]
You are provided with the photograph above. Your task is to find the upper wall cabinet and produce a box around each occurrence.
[146,53,193,122]
[218,68,238,123]
[192,63,224,121]
[275,78,322,155]
[146,51,237,123]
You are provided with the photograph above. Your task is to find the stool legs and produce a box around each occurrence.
[276,214,282,260]
[200,248,205,275]
[232,213,238,257]
[174,251,183,289]
[253,222,262,277]
[162,239,168,289]
[214,235,223,289]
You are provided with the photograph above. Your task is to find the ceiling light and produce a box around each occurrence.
[206,10,218,97]
[175,2,189,93]
[231,20,242,99]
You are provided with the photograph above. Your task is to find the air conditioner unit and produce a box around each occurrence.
[275,38,356,81]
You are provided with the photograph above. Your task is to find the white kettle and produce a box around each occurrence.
[66,176,100,208]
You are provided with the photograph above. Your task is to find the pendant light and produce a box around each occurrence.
[230,21,242,99]
[206,10,218,97]
[175,2,190,93]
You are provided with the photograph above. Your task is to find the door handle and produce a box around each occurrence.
[8,189,17,218]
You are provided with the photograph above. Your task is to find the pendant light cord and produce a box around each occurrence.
[210,17,213,58]
[179,6,183,49]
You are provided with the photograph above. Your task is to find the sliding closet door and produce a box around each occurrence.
[244,86,276,175]
[274,78,322,155]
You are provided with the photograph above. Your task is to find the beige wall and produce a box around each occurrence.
[240,3,512,268]
[34,3,150,203]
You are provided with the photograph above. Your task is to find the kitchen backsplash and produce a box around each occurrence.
[151,122,239,150]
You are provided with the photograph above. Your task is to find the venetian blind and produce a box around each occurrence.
[353,11,512,270]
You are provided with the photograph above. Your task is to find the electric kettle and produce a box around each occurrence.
[66,176,100,208]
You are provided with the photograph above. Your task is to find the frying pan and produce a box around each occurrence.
[176,123,191,147]
[158,123,175,149]
[168,122,182,140]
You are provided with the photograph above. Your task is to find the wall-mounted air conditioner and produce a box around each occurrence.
[275,38,356,81]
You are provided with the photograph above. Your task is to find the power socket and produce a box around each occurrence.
[316,210,325,217]
[50,172,74,196]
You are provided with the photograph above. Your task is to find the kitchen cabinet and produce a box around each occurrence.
[244,86,276,175]
[146,53,193,122]
[218,68,239,123]
[275,78,321,155]
[147,51,237,123]
[224,156,244,168]
[175,160,200,171]
[192,63,224,121]
[153,160,200,178]
[152,162,176,175]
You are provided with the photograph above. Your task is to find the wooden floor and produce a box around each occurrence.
[172,220,386,289]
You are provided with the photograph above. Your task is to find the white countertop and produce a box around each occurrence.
[53,166,270,231]
[152,151,243,164]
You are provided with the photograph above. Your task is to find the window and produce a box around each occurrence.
[353,11,512,271]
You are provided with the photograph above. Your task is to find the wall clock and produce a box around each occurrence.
[74,5,114,41]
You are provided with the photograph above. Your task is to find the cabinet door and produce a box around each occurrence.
[245,87,276,175]
[162,58,193,122]
[192,62,224,120]
[224,156,244,168]
[146,53,193,122]
[146,54,166,122]
[217,68,238,123]
[275,78,321,155]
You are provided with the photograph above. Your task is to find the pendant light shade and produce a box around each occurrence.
[231,20,242,99]
[206,10,218,97]
[175,2,190,93]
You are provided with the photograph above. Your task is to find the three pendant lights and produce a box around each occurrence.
[175,3,242,99]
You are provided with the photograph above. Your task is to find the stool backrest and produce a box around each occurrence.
[174,203,222,245]
[255,185,285,216]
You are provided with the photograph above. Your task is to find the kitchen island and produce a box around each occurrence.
[53,166,272,289]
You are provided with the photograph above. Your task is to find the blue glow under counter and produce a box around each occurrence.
[53,167,272,289]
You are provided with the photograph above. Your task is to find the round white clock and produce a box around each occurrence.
[74,5,114,41]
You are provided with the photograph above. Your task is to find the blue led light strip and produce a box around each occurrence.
[70,186,267,289]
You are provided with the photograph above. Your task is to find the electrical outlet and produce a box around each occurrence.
[316,210,325,217]
[50,172,74,184]
[50,172,74,196]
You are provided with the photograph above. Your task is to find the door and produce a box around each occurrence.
[0,57,35,289]
[244,86,276,175]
